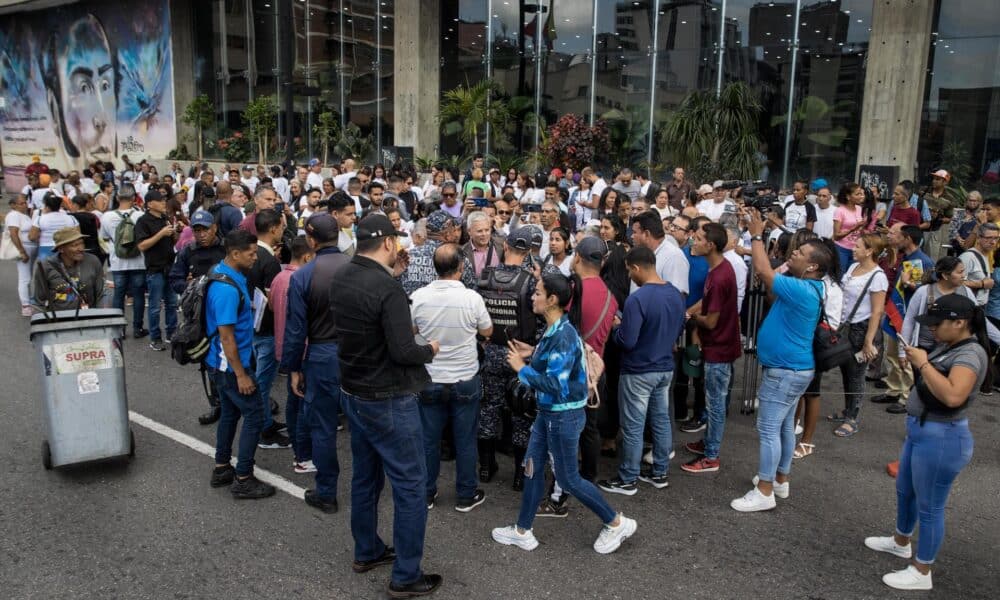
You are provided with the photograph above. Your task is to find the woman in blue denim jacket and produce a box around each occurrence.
[492,273,637,555]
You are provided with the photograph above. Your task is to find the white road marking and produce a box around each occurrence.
[128,410,306,499]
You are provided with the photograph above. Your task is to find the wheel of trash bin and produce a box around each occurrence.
[42,440,52,470]
[128,430,135,458]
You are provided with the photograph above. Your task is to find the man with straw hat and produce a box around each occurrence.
[31,226,108,313]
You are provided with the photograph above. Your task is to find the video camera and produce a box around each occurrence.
[717,179,777,212]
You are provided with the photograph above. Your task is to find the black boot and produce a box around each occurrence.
[198,402,221,425]
[512,447,526,492]
[478,439,498,483]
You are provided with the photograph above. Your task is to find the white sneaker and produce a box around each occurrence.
[492,525,539,551]
[593,514,637,554]
[865,536,912,558]
[731,487,777,512]
[293,460,317,474]
[752,475,789,499]
[642,449,675,465]
[795,420,803,436]
[882,565,932,590]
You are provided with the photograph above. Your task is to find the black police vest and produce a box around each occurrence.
[478,266,536,346]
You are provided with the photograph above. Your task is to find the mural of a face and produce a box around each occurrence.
[44,15,115,163]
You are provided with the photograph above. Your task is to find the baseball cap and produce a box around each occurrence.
[930,169,951,182]
[308,158,321,167]
[576,236,607,266]
[551,168,564,179]
[523,225,543,248]
[357,213,407,239]
[915,294,976,327]
[190,210,215,229]
[144,189,165,203]
[304,213,339,243]
[810,178,828,192]
[426,210,458,234]
[242,164,253,172]
[697,183,713,195]
[31,155,40,162]
[712,180,724,189]
[506,228,533,251]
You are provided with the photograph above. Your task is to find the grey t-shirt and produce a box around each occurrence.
[906,339,987,422]
[612,180,642,201]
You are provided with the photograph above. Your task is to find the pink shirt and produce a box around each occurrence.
[472,243,500,277]
[833,205,875,249]
[174,226,194,251]
[270,264,300,361]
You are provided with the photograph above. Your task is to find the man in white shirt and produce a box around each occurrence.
[270,165,290,203]
[99,183,148,337]
[696,181,736,222]
[582,166,607,211]
[332,157,357,190]
[240,165,260,193]
[305,159,325,191]
[724,227,749,309]
[410,242,493,512]
[813,186,836,239]
[630,210,689,296]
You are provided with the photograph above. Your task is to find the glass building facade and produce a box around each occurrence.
[151,0,1000,191]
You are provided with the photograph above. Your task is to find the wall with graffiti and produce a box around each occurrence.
[0,0,175,191]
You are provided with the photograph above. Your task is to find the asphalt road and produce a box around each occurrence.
[0,260,996,599]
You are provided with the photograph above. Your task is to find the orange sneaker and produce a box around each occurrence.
[886,460,899,478]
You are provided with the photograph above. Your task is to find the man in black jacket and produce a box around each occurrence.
[330,214,443,599]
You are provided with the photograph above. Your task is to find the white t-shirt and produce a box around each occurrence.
[840,263,888,324]
[629,238,690,295]
[696,199,736,222]
[724,249,748,310]
[410,280,492,383]
[306,171,324,192]
[33,211,78,247]
[814,205,836,239]
[100,208,147,271]
[590,178,608,208]
[820,275,845,329]
[783,201,814,231]
[333,170,357,191]
[30,188,50,213]
[5,211,35,245]
[241,176,260,193]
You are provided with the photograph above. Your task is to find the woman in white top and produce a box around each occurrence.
[829,232,889,437]
[423,170,446,199]
[5,195,39,315]
[545,227,574,276]
[31,192,78,261]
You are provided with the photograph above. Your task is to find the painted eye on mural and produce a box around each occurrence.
[79,80,93,94]
[100,79,110,92]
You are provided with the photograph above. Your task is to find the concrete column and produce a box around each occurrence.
[170,0,197,153]
[393,0,440,157]
[855,0,935,182]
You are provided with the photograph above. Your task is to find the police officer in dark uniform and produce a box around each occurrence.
[477,226,560,490]
[280,213,351,513]
[169,209,227,424]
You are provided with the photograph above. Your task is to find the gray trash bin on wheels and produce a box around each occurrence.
[30,308,134,469]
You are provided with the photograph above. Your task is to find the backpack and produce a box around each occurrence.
[171,272,245,366]
[477,266,537,346]
[114,210,141,259]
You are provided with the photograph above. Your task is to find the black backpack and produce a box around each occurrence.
[171,272,245,366]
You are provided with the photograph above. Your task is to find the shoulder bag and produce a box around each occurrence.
[813,271,878,372]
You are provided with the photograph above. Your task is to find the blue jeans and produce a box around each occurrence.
[896,416,974,564]
[836,244,854,274]
[112,270,147,330]
[419,376,481,501]
[252,335,277,429]
[38,245,54,261]
[285,377,312,463]
[145,271,177,342]
[703,362,733,460]
[618,370,674,482]
[518,408,617,530]
[304,347,342,499]
[210,368,266,476]
[341,391,427,587]
[756,367,814,481]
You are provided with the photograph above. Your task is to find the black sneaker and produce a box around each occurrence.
[267,421,287,433]
[148,340,166,351]
[210,464,235,487]
[535,498,568,518]
[352,546,396,573]
[680,418,706,433]
[304,489,338,513]
[870,394,900,404]
[597,477,637,496]
[258,429,291,449]
[886,403,907,414]
[638,471,670,489]
[388,574,443,599]
[479,462,498,483]
[198,406,221,426]
[427,491,438,510]
[133,328,149,339]
[455,489,486,513]
[231,475,276,499]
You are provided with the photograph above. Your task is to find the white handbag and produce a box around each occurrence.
[0,229,22,260]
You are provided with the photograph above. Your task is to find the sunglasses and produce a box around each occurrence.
[497,210,512,216]
[442,193,456,198]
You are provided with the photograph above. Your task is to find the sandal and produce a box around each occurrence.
[826,411,848,423]
[793,442,815,459]
[834,419,859,438]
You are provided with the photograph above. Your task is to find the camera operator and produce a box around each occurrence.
[730,208,833,513]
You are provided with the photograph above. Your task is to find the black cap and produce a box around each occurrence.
[304,213,339,243]
[144,189,165,203]
[576,236,607,265]
[357,214,407,240]
[915,294,977,326]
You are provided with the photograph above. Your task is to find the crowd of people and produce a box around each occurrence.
[4,152,993,596]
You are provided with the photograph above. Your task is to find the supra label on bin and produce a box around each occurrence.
[43,340,124,375]
[77,372,100,394]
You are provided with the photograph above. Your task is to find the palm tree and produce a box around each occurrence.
[661,82,763,182]
[439,80,511,155]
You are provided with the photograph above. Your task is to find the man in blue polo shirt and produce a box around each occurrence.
[207,229,275,500]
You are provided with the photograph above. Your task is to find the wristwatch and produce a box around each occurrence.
[751,234,764,242]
